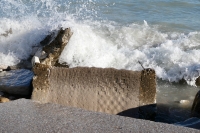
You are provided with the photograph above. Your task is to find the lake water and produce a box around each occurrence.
[0,0,200,123]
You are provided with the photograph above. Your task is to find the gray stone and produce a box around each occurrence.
[0,99,199,133]
[32,66,156,119]
[0,69,34,95]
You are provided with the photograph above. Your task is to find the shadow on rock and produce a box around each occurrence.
[117,104,157,121]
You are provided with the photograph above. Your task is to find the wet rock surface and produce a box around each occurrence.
[0,99,199,133]
[0,69,34,96]
[40,28,72,67]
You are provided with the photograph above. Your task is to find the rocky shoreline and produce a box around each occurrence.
[0,27,200,132]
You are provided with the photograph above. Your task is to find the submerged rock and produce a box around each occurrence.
[0,69,34,96]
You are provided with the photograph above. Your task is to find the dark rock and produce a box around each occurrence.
[40,32,56,46]
[191,90,200,118]
[196,77,200,86]
[0,69,34,95]
[0,99,199,133]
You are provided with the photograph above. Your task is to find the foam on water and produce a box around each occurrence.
[60,21,200,86]
[1,0,200,86]
[0,17,48,66]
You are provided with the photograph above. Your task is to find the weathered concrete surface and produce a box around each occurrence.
[139,68,156,120]
[0,69,34,95]
[0,99,199,133]
[191,90,200,118]
[32,66,156,118]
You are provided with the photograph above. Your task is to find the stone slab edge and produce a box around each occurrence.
[0,99,199,133]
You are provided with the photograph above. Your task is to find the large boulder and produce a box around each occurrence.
[0,69,34,96]
[0,99,199,133]
[191,90,200,118]
[32,66,156,119]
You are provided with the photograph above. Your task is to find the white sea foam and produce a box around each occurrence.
[60,21,200,86]
[0,17,50,66]
[1,0,200,86]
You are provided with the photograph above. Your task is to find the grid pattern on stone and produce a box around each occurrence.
[97,88,130,114]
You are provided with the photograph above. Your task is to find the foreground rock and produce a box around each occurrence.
[0,69,34,95]
[32,66,156,119]
[0,99,199,133]
[191,90,200,118]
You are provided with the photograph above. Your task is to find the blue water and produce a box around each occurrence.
[96,0,200,32]
[1,0,200,124]
[1,0,200,31]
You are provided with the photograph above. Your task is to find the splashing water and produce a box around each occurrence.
[1,0,200,86]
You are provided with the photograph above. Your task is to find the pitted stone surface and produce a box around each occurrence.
[32,67,142,115]
[32,67,156,118]
[0,99,199,133]
[140,68,156,106]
